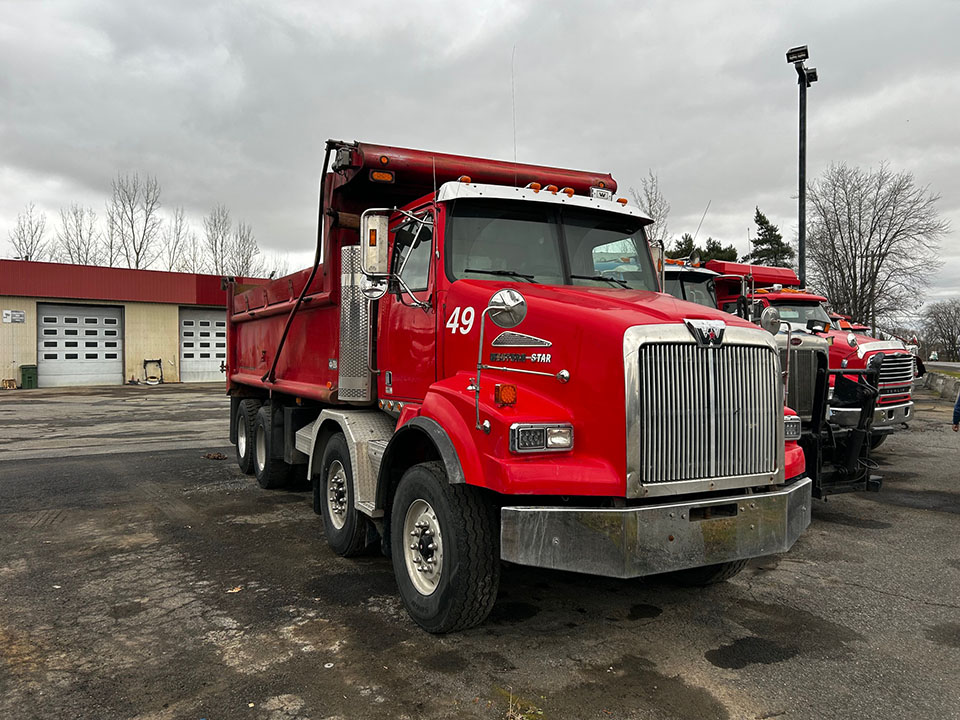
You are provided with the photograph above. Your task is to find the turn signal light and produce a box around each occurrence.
[495,383,517,406]
[370,170,395,183]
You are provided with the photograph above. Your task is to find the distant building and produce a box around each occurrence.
[0,260,263,388]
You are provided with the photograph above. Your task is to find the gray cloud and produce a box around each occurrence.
[1,0,956,306]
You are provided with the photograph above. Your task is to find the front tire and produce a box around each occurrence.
[235,399,260,475]
[870,433,886,450]
[390,462,499,633]
[253,405,291,489]
[319,433,369,557]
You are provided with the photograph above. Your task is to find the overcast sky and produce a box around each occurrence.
[1,0,957,307]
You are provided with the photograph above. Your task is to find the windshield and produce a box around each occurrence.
[773,302,832,326]
[664,273,717,308]
[446,200,657,291]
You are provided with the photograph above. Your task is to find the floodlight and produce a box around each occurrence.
[786,45,809,64]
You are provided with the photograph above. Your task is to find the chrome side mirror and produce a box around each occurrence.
[487,288,527,329]
[359,210,389,276]
[360,277,388,300]
[760,306,781,335]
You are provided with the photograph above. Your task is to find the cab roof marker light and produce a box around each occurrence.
[545,184,559,194]
[561,187,575,197]
[617,197,628,205]
[459,175,472,183]
[525,182,542,192]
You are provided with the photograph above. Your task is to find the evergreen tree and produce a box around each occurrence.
[665,233,738,263]
[743,207,795,266]
[702,237,738,262]
[665,233,695,259]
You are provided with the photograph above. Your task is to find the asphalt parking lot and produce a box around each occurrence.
[1,385,958,720]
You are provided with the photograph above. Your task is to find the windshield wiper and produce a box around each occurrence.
[570,274,629,289]
[463,268,536,282]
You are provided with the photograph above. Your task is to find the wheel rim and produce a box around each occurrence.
[237,415,247,459]
[255,424,266,472]
[402,499,443,596]
[326,460,348,530]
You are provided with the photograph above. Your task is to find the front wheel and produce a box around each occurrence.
[390,462,500,633]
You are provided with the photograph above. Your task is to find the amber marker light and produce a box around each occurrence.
[526,182,542,192]
[597,180,606,188]
[617,197,628,205]
[369,170,395,183]
[459,175,472,183]
[379,155,389,165]
[368,228,377,247]
[495,383,517,406]
[545,185,559,194]
[561,187,575,197]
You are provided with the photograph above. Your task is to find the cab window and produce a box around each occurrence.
[393,218,433,292]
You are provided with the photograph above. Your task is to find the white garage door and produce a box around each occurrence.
[37,304,124,387]
[180,308,227,382]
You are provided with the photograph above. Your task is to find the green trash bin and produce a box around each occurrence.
[20,364,38,390]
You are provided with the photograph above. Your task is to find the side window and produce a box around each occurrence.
[393,218,433,293]
[591,238,640,274]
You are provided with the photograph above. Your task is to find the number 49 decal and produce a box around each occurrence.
[445,306,475,334]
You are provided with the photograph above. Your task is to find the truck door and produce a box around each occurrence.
[377,210,437,401]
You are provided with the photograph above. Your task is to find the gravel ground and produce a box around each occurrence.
[0,384,958,720]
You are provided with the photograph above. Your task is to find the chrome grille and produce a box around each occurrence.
[876,353,915,387]
[780,348,818,421]
[638,343,780,483]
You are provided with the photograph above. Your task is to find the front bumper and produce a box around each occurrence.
[829,400,913,429]
[499,478,812,578]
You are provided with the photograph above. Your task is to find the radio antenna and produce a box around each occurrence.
[693,199,711,244]
[512,44,518,185]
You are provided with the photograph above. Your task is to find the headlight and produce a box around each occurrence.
[847,332,858,348]
[510,423,574,452]
[784,415,802,441]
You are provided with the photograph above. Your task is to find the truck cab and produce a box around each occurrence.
[226,141,812,632]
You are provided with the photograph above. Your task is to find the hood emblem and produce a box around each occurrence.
[491,331,552,348]
[684,319,725,348]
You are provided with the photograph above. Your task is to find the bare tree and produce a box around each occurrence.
[263,252,290,279]
[922,299,960,361]
[106,172,163,269]
[203,204,231,274]
[160,207,193,271]
[102,211,124,267]
[181,232,208,274]
[807,163,948,329]
[8,202,48,261]
[55,204,101,265]
[223,220,266,277]
[629,170,671,247]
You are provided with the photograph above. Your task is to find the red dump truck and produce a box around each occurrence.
[706,261,915,449]
[225,140,811,632]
